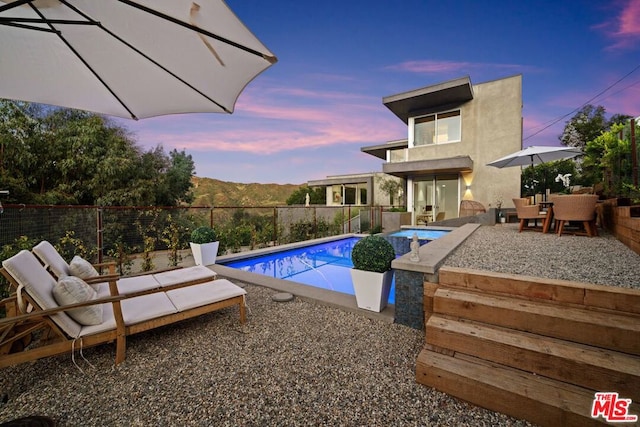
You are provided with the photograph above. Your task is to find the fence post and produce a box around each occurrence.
[96,207,103,264]
[313,206,317,239]
[631,118,637,188]
[273,207,277,246]
[209,208,214,229]
[348,205,351,233]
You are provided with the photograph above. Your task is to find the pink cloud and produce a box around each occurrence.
[386,60,541,74]
[387,60,473,73]
[597,0,640,50]
[129,85,406,156]
[162,111,404,155]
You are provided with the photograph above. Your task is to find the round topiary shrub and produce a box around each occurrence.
[190,226,217,244]
[351,235,395,273]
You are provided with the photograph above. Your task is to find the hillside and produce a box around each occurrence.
[191,177,302,207]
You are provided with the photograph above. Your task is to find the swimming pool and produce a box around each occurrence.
[220,236,397,304]
[389,229,450,240]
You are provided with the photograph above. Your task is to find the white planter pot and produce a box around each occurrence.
[189,241,219,266]
[350,268,393,312]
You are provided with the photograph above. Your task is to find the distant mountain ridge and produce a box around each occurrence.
[191,177,302,206]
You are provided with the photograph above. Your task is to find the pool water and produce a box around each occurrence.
[389,229,450,240]
[221,237,396,304]
[385,228,450,256]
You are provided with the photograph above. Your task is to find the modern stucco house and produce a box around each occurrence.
[309,74,522,225]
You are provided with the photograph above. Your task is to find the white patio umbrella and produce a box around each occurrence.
[486,146,583,169]
[487,145,583,202]
[0,0,277,120]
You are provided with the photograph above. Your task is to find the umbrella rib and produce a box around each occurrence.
[0,0,31,13]
[116,0,277,64]
[59,0,231,114]
[0,20,58,33]
[28,2,138,120]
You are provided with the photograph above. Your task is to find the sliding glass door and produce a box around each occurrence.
[413,174,459,224]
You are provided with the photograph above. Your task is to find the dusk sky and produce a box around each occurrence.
[118,0,640,185]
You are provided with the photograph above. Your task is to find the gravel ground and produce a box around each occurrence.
[1,224,638,426]
[444,223,640,289]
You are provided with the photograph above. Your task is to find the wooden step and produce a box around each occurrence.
[433,288,640,355]
[416,349,640,427]
[426,315,640,401]
[438,266,640,314]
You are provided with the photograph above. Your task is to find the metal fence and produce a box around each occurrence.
[0,204,385,267]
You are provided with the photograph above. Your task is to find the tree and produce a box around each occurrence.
[560,105,607,150]
[0,101,195,206]
[560,105,632,151]
[0,100,41,203]
[378,177,404,206]
[286,186,325,205]
[154,149,195,206]
[584,123,638,197]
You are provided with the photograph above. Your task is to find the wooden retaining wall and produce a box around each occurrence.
[416,266,640,426]
[603,203,640,255]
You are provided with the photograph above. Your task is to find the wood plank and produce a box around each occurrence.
[438,266,586,304]
[426,315,640,401]
[423,282,438,324]
[584,287,640,314]
[438,266,640,313]
[417,349,640,427]
[433,288,640,355]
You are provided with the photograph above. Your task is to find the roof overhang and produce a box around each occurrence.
[360,140,408,160]
[308,175,374,187]
[383,76,474,123]
[382,156,473,178]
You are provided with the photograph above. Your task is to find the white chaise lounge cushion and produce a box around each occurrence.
[91,275,164,298]
[53,276,103,326]
[32,240,71,278]
[79,292,178,337]
[153,265,217,288]
[68,255,100,280]
[2,250,82,337]
[166,279,246,311]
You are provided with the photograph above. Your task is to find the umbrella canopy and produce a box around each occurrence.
[0,0,277,119]
[487,146,583,169]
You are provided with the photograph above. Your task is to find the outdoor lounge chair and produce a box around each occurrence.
[0,249,246,368]
[552,194,599,237]
[512,198,548,232]
[32,240,218,295]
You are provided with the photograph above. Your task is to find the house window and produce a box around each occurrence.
[413,110,461,146]
[331,183,368,205]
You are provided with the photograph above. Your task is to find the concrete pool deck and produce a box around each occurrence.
[210,224,480,324]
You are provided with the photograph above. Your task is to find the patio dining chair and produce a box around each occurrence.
[512,198,547,232]
[551,194,599,237]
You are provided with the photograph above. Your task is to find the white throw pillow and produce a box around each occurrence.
[69,255,99,280]
[52,276,103,326]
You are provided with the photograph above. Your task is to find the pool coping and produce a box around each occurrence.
[392,223,481,275]
[211,224,480,323]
